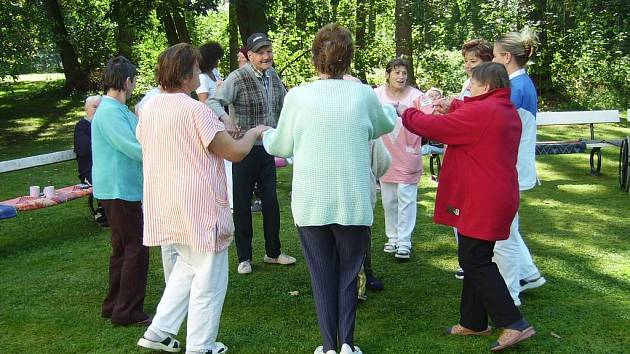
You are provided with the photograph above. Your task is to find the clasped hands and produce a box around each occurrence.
[394,97,453,117]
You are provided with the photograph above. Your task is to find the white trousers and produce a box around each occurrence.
[148,244,228,352]
[381,182,418,249]
[161,244,178,284]
[493,212,540,302]
[224,160,233,209]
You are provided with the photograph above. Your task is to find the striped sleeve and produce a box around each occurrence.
[195,103,226,148]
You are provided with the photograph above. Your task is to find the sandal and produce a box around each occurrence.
[383,243,397,253]
[137,335,181,352]
[490,326,536,352]
[443,324,492,336]
[395,247,411,259]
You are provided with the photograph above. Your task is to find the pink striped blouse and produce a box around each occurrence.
[137,92,234,252]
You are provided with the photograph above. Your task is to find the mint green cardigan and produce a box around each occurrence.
[91,96,143,201]
[263,80,396,226]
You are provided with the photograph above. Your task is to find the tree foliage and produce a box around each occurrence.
[0,0,628,109]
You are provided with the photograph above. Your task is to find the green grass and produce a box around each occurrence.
[0,78,629,353]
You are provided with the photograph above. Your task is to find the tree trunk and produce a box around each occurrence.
[235,0,268,44]
[228,0,239,71]
[42,0,86,89]
[530,0,551,96]
[111,0,135,59]
[157,7,179,46]
[171,9,191,44]
[395,0,416,87]
[354,0,369,82]
[331,0,339,22]
[469,0,481,35]
[367,0,376,42]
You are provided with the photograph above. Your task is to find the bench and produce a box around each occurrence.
[0,149,96,220]
[535,110,622,175]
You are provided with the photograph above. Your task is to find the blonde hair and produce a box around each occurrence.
[495,26,539,67]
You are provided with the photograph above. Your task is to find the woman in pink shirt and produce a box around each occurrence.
[136,43,267,354]
[373,58,423,259]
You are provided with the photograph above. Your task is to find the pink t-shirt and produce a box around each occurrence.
[373,85,424,184]
[137,93,234,252]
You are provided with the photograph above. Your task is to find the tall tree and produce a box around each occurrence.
[228,0,239,71]
[354,0,369,82]
[42,0,86,89]
[395,0,416,86]
[235,0,268,43]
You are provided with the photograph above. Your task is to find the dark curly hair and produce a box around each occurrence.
[199,41,224,73]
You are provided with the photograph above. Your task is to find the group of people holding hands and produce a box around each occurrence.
[81,20,546,354]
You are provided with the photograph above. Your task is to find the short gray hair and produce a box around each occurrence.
[84,95,101,110]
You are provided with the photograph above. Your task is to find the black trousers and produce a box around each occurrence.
[298,224,370,352]
[100,199,149,325]
[457,233,522,331]
[232,145,281,262]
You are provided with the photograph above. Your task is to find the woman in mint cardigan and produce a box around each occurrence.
[263,24,395,354]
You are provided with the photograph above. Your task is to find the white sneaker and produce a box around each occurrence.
[264,253,296,265]
[237,260,252,274]
[202,342,228,353]
[520,275,546,292]
[137,335,181,352]
[314,345,337,354]
[340,343,362,354]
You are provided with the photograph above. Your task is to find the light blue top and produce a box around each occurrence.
[263,80,396,226]
[91,96,143,201]
[510,69,538,117]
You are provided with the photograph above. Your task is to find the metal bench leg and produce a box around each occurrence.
[590,147,602,175]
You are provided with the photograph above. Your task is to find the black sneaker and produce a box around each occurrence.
[94,209,109,227]
[366,274,384,291]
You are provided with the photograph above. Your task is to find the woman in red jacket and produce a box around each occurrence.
[397,62,535,352]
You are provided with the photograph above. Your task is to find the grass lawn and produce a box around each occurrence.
[0,78,629,353]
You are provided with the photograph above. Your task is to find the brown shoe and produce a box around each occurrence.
[112,317,152,327]
[490,326,536,352]
[444,324,492,336]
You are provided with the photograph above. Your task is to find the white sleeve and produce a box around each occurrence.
[196,74,210,94]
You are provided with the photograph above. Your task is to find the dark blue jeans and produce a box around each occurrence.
[298,224,370,352]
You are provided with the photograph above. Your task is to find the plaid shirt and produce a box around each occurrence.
[208,63,286,138]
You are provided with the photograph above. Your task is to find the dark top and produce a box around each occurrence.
[73,118,92,183]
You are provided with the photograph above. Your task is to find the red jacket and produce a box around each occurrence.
[402,88,521,241]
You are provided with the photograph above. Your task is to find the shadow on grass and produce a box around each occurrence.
[0,80,85,160]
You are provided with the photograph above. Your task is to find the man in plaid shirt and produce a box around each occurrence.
[209,32,296,275]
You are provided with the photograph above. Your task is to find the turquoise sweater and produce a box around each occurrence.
[263,80,396,226]
[91,96,143,201]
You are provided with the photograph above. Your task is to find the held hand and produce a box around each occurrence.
[223,115,241,138]
[395,103,408,117]
[216,80,224,89]
[255,125,271,139]
[432,97,452,115]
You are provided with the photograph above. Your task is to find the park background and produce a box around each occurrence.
[1,0,629,353]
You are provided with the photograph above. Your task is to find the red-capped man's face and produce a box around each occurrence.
[248,45,273,71]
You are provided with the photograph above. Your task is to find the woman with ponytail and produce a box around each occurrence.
[493,27,539,116]
[492,27,546,307]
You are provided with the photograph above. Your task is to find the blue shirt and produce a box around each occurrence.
[509,69,538,117]
[91,96,143,201]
